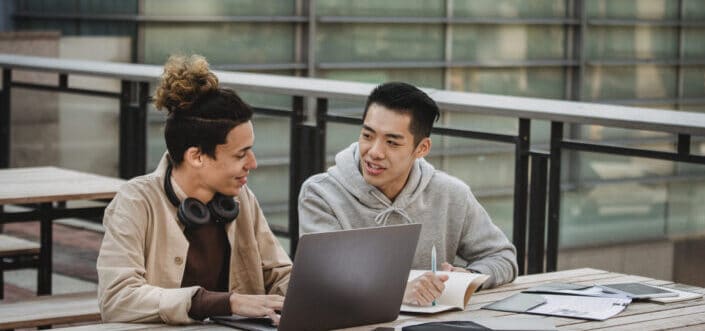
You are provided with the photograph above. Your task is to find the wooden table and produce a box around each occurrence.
[0,292,99,329]
[50,268,705,330]
[0,166,125,295]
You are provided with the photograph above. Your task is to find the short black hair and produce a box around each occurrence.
[363,82,440,145]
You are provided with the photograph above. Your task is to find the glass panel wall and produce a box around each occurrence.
[10,0,705,257]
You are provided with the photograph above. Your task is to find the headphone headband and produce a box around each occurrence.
[163,164,181,208]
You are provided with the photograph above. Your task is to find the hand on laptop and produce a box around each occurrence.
[229,293,284,325]
[403,271,449,306]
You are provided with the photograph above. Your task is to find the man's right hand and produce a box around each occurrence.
[402,272,449,306]
[229,293,285,325]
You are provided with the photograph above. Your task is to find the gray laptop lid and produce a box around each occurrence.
[277,223,421,331]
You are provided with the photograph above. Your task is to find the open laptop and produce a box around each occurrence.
[212,223,421,331]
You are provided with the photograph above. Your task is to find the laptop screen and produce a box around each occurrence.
[278,224,421,331]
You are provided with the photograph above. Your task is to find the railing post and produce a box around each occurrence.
[0,69,11,168]
[288,96,304,256]
[136,82,148,175]
[288,97,328,257]
[119,81,147,179]
[513,118,531,275]
[546,122,564,272]
[315,98,328,171]
[677,134,690,156]
[528,152,549,274]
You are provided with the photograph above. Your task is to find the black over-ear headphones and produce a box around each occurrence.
[163,163,239,228]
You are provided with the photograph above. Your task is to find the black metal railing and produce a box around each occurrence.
[1,54,704,275]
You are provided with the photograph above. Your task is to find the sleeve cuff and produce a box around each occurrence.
[466,264,493,290]
[188,288,232,320]
[158,286,201,324]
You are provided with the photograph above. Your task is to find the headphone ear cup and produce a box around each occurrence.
[207,193,239,224]
[178,197,212,228]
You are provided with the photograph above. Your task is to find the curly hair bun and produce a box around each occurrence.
[154,54,219,113]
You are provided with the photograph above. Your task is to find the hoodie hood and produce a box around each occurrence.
[328,142,435,225]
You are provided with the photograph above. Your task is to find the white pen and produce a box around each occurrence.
[431,244,437,306]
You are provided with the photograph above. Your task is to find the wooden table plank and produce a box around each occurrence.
[0,167,125,204]
[0,292,100,329]
[671,323,705,331]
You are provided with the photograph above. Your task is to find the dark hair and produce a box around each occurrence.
[153,55,253,166]
[363,82,440,145]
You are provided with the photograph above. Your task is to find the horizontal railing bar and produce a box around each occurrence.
[319,61,446,69]
[598,97,705,106]
[588,18,705,27]
[0,54,162,81]
[587,59,705,66]
[213,63,308,71]
[326,114,362,125]
[431,90,705,135]
[10,81,121,98]
[443,17,580,25]
[318,59,578,69]
[561,139,705,164]
[252,107,292,117]
[0,54,703,135]
[13,12,580,25]
[449,59,579,68]
[432,127,518,144]
[13,12,308,23]
[19,12,705,27]
[318,16,579,25]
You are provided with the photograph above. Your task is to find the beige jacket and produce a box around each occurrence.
[97,154,292,324]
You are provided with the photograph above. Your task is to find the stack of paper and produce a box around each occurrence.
[483,292,631,321]
[523,283,630,299]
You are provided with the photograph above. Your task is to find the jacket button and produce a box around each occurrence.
[174,257,183,265]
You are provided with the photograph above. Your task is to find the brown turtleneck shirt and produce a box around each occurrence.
[181,222,232,320]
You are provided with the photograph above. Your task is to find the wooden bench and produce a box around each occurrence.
[0,291,100,329]
[0,234,41,299]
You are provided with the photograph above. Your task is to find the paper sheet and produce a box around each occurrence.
[529,294,631,321]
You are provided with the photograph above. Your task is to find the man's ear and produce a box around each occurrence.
[415,137,431,158]
[182,147,204,168]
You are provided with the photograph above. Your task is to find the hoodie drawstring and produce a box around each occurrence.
[370,190,414,226]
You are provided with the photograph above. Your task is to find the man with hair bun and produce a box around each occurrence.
[97,55,291,325]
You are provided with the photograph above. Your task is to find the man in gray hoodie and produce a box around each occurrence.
[298,82,517,306]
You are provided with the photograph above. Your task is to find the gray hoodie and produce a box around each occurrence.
[298,142,517,288]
